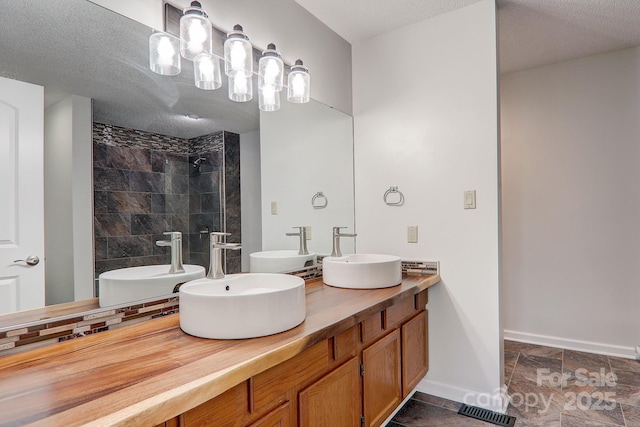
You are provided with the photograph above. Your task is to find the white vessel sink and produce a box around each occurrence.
[249,250,317,273]
[98,265,206,307]
[179,273,306,339]
[322,254,402,289]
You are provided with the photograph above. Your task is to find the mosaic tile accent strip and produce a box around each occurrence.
[94,122,188,154]
[402,260,439,275]
[0,296,178,356]
[93,123,224,156]
[190,132,224,155]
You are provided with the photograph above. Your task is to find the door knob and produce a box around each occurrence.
[13,255,40,266]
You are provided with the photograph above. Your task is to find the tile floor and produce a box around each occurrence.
[389,340,640,427]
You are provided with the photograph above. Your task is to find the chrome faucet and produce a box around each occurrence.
[208,232,241,279]
[155,231,185,274]
[285,226,309,255]
[331,227,357,257]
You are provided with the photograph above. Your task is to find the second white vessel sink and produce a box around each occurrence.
[249,250,317,273]
[322,254,402,289]
[179,273,306,339]
[98,264,205,307]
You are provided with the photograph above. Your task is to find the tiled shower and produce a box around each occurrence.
[92,123,241,290]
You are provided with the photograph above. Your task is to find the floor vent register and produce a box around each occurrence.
[457,404,516,427]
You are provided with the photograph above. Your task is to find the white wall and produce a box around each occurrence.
[501,47,640,357]
[260,100,355,256]
[44,95,94,304]
[353,0,502,410]
[92,0,352,114]
[240,131,262,271]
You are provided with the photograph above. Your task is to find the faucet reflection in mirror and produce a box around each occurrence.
[148,1,310,111]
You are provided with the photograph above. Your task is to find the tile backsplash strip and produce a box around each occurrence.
[0,296,179,356]
[0,260,438,356]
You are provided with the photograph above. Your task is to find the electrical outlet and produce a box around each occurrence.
[305,226,312,240]
[407,226,418,243]
[271,201,277,215]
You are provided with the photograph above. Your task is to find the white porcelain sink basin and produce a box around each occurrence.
[98,265,205,307]
[179,273,306,339]
[322,254,402,289]
[249,250,317,273]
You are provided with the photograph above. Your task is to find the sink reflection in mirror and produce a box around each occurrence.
[249,250,317,273]
[98,265,205,307]
[179,273,306,339]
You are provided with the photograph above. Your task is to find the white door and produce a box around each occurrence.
[0,76,45,314]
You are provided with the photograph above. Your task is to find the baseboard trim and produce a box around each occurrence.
[504,330,636,359]
[416,379,508,413]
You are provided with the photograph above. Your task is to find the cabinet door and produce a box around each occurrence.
[246,402,291,427]
[299,357,361,427]
[402,310,428,397]
[362,329,401,427]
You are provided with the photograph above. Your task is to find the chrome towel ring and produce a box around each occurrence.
[383,186,404,206]
[312,191,328,209]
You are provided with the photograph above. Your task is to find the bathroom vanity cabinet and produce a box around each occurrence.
[158,289,429,427]
[0,274,439,426]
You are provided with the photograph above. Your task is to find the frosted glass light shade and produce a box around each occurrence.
[149,32,180,76]
[194,53,222,90]
[180,2,212,61]
[224,25,252,77]
[229,71,253,102]
[258,43,284,91]
[287,60,310,103]
[259,86,280,112]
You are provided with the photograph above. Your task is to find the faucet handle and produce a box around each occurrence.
[163,231,182,240]
[286,226,307,237]
[210,232,232,245]
[333,226,356,236]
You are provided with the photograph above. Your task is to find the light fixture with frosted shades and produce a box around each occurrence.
[179,1,212,61]
[193,52,222,90]
[258,85,280,112]
[287,59,310,104]
[224,25,252,77]
[149,31,180,76]
[258,43,284,91]
[149,3,311,110]
[228,71,253,102]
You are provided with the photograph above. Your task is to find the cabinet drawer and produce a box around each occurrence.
[332,325,358,361]
[361,311,385,346]
[253,340,330,412]
[385,296,417,331]
[183,380,249,427]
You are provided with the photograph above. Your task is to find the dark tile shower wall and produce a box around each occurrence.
[187,133,224,269]
[93,123,241,280]
[224,132,242,274]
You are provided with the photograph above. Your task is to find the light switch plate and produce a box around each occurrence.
[464,190,476,209]
[407,226,418,243]
[271,201,278,215]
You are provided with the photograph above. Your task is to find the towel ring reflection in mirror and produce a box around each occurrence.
[384,186,404,206]
[312,192,328,209]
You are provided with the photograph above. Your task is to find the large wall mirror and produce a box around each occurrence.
[0,0,354,326]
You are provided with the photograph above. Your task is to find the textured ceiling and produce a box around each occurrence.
[0,0,259,139]
[294,0,640,74]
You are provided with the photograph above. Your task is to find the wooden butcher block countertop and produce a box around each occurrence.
[0,274,440,427]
